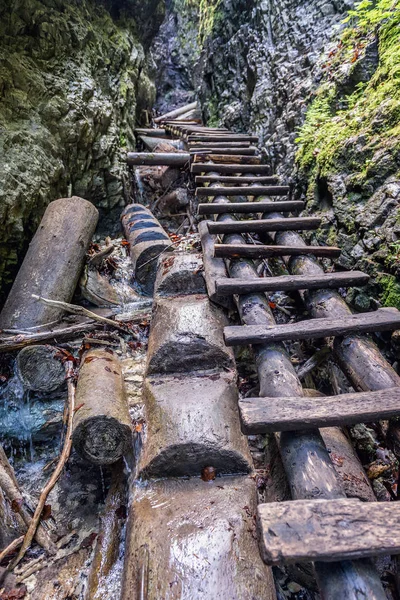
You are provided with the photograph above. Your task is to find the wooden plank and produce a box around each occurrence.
[193,154,261,165]
[215,270,369,295]
[207,217,321,234]
[192,164,272,174]
[224,307,400,346]
[189,135,259,143]
[189,141,252,148]
[197,186,289,197]
[214,243,341,259]
[257,497,400,565]
[239,386,400,434]
[195,175,279,184]
[190,147,258,156]
[198,201,305,215]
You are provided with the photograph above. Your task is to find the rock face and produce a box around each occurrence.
[0,0,164,302]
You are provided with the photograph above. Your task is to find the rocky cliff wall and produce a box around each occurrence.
[0,0,164,302]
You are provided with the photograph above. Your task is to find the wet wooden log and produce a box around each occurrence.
[239,387,400,433]
[258,498,400,565]
[215,271,370,295]
[16,345,66,392]
[192,163,273,174]
[193,153,261,165]
[195,175,279,184]
[0,197,98,330]
[135,128,168,137]
[72,349,132,465]
[154,101,198,123]
[208,217,321,234]
[198,221,233,309]
[198,200,304,215]
[215,243,341,259]
[86,461,126,600]
[126,152,190,167]
[197,185,289,197]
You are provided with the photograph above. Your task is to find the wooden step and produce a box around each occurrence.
[188,135,259,143]
[193,154,261,165]
[195,175,279,185]
[239,386,400,434]
[198,201,304,216]
[197,186,289,197]
[214,243,341,259]
[192,164,272,174]
[207,217,321,234]
[215,270,369,295]
[257,498,400,565]
[224,307,400,346]
[189,141,252,148]
[190,147,258,156]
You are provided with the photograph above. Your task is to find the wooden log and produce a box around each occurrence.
[189,141,251,148]
[0,197,98,330]
[239,387,400,433]
[215,270,370,295]
[139,136,182,151]
[208,217,321,234]
[16,345,66,392]
[190,147,258,156]
[188,135,258,142]
[196,175,279,184]
[224,307,400,346]
[198,201,304,215]
[197,186,289,197]
[257,498,400,565]
[192,164,273,174]
[193,154,260,165]
[86,461,126,599]
[135,128,168,137]
[72,349,132,465]
[214,243,341,259]
[126,152,190,167]
[198,221,233,309]
[154,101,198,123]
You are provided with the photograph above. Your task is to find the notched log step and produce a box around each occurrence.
[195,175,279,184]
[193,154,261,165]
[215,270,369,295]
[257,498,400,565]
[208,217,321,234]
[191,164,273,174]
[224,307,400,346]
[214,243,341,259]
[197,186,289,197]
[198,201,304,215]
[239,386,400,434]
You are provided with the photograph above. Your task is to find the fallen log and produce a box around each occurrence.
[16,345,66,392]
[135,128,168,137]
[72,349,132,465]
[0,321,99,354]
[126,152,190,167]
[0,197,98,330]
[154,101,198,123]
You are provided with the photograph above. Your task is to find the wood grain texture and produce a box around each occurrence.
[126,152,190,166]
[191,164,273,174]
[257,498,400,565]
[190,147,258,156]
[224,307,400,346]
[195,175,279,184]
[215,270,369,295]
[197,186,289,197]
[198,201,304,215]
[208,217,321,234]
[239,386,400,434]
[193,154,261,165]
[188,135,259,143]
[214,243,341,259]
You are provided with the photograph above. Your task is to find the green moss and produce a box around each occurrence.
[296,1,400,179]
[379,275,400,310]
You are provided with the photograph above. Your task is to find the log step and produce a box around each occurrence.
[215,270,369,295]
[197,186,289,197]
[188,135,259,143]
[257,498,400,565]
[190,147,258,156]
[189,141,252,148]
[208,217,321,234]
[223,307,400,346]
[198,201,304,215]
[193,154,261,165]
[192,164,273,174]
[195,175,279,184]
[214,243,342,259]
[239,387,400,434]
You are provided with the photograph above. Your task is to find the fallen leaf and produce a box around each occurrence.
[201,466,216,482]
[41,504,52,520]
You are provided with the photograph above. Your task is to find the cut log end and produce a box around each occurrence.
[72,417,132,465]
[16,345,65,392]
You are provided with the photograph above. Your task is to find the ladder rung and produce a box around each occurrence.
[195,175,279,184]
[190,147,258,156]
[197,186,289,197]
[188,135,259,143]
[257,497,400,565]
[208,217,321,234]
[193,154,261,165]
[239,386,400,434]
[215,271,369,295]
[224,307,400,346]
[191,164,272,174]
[198,201,304,215]
[214,243,341,259]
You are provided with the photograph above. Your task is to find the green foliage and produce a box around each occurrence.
[182,0,222,45]
[379,274,400,310]
[342,0,395,29]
